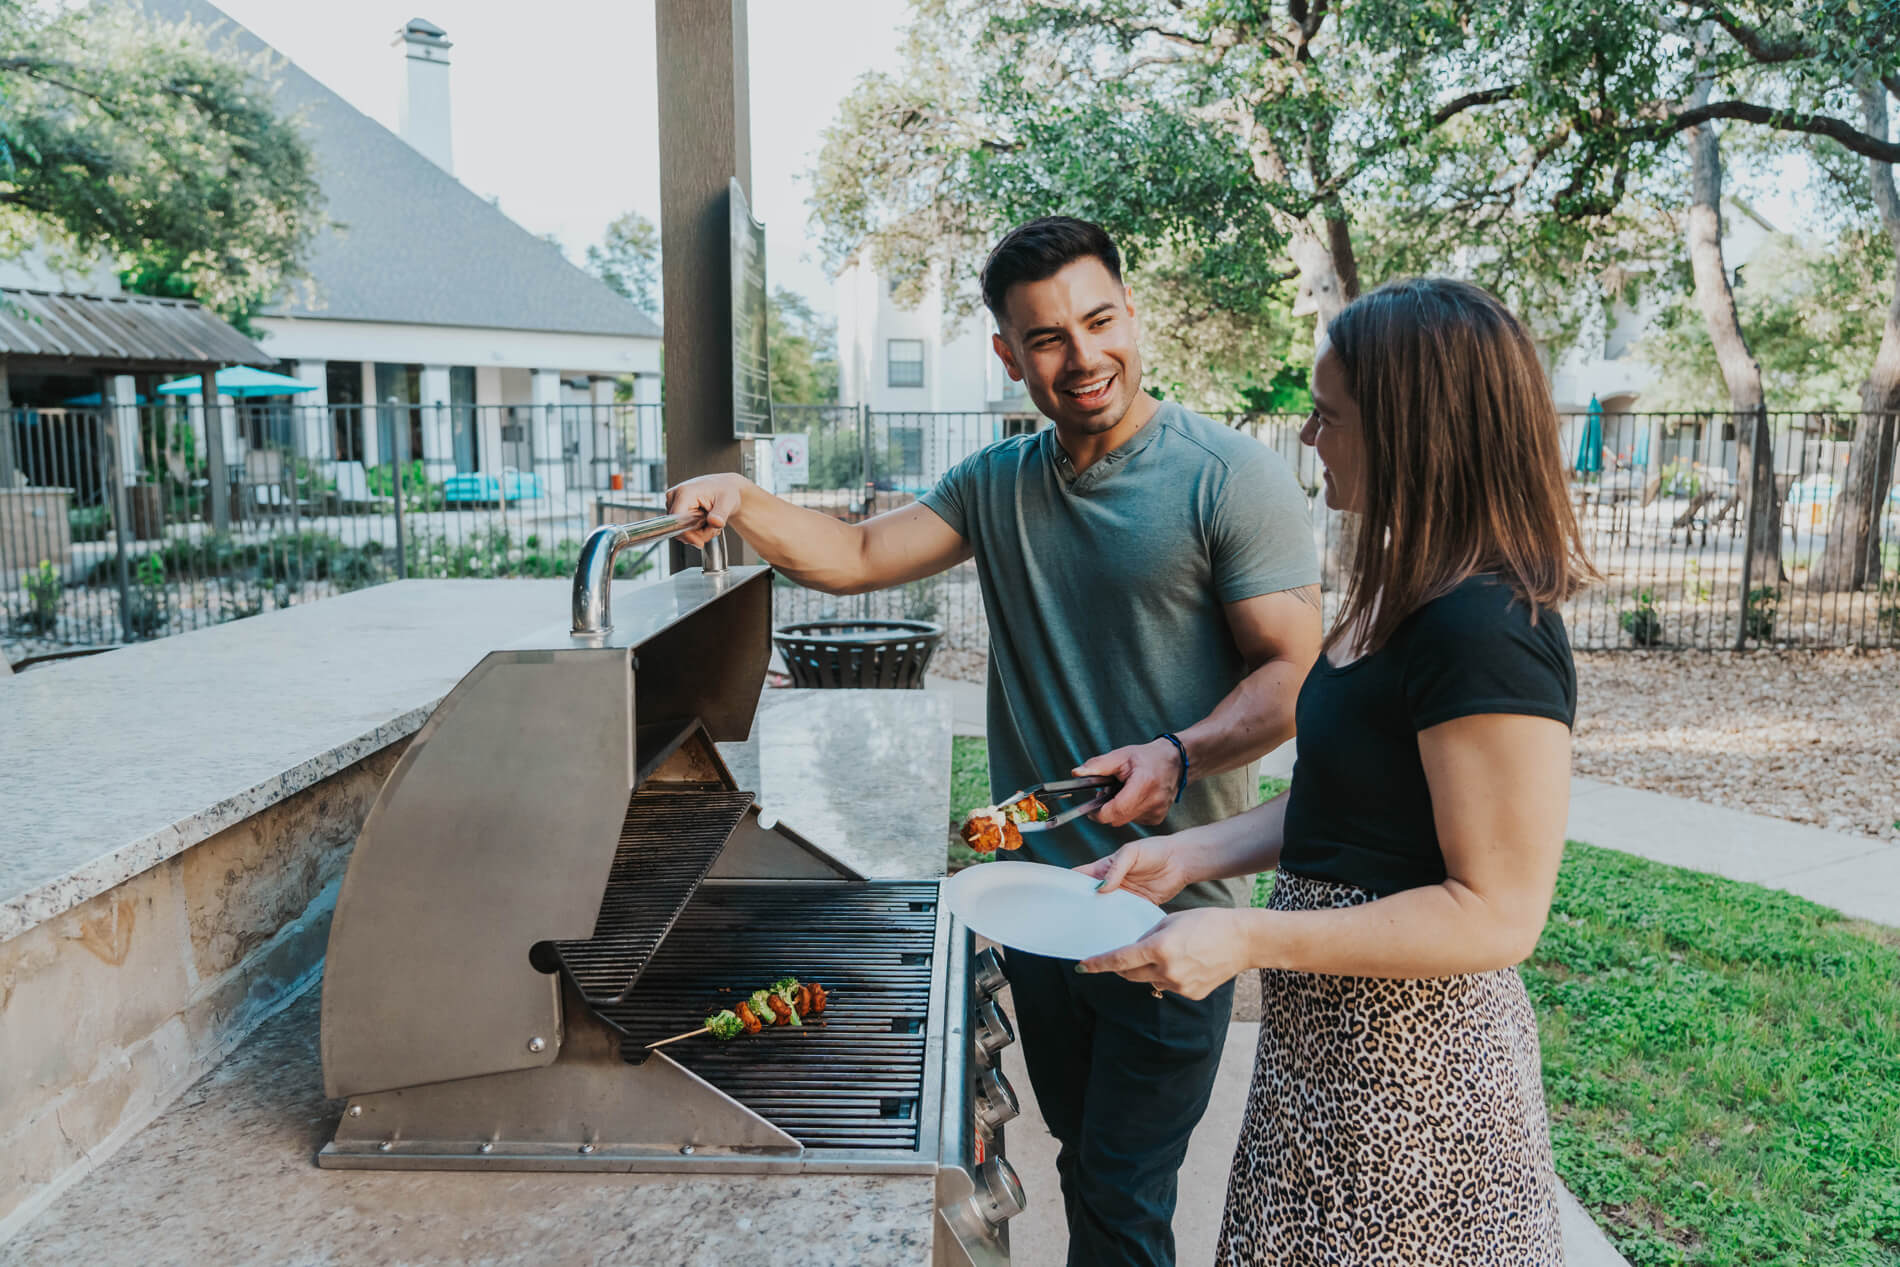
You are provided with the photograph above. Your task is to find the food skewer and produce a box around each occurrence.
[960,775,1119,854]
[644,978,829,1049]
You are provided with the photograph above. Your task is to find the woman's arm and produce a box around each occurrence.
[1076,790,1291,908]
[1080,712,1570,996]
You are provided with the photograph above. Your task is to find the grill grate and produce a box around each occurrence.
[541,783,757,1007]
[595,881,939,1152]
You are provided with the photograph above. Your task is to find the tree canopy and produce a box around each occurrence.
[767,286,840,404]
[0,1,322,323]
[585,210,662,316]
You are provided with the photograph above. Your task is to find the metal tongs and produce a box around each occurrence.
[994,774,1121,832]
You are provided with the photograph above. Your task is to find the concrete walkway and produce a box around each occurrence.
[928,670,1900,1264]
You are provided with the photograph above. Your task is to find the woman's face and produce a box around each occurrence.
[1300,341,1364,512]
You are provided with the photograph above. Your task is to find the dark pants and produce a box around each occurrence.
[1005,948,1234,1267]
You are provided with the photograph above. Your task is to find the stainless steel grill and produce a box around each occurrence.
[315,517,1025,1266]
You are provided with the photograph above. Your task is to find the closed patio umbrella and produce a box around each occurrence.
[1575,395,1604,475]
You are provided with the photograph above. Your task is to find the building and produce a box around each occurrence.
[834,255,1038,490]
[139,1,665,496]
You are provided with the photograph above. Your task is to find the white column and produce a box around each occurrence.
[111,374,140,483]
[475,365,503,473]
[590,376,617,491]
[530,368,566,498]
[419,364,454,482]
[633,372,663,492]
[360,362,381,466]
[291,360,330,464]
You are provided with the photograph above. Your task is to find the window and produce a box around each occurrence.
[1001,416,1040,438]
[887,339,925,389]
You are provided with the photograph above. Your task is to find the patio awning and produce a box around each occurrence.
[0,287,269,370]
[157,366,316,398]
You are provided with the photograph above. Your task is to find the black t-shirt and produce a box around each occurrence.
[1279,575,1577,896]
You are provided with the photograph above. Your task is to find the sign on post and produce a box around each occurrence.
[730,178,773,438]
[772,434,810,487]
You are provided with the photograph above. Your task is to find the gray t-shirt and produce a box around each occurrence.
[920,401,1320,910]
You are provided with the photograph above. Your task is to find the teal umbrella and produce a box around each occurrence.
[1632,416,1651,468]
[157,366,317,398]
[62,392,150,405]
[1575,395,1604,475]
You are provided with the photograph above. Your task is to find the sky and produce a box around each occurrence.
[211,0,912,316]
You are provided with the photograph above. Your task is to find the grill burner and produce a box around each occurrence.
[599,881,938,1151]
[540,782,756,1006]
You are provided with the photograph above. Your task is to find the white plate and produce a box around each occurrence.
[942,860,1165,961]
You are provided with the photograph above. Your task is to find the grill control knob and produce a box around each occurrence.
[974,1157,1026,1225]
[971,946,1008,998]
[974,1066,1020,1133]
[972,999,1015,1059]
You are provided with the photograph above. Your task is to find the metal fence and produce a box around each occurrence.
[1,400,668,655]
[4,402,1896,663]
[766,406,1900,656]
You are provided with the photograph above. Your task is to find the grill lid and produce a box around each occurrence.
[537,782,756,1007]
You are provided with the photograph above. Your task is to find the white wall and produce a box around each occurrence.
[250,316,661,378]
[835,257,1009,414]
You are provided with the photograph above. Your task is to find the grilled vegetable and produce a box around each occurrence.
[750,989,775,1023]
[705,1010,744,1041]
[772,977,803,1027]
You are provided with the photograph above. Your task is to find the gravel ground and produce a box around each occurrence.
[1573,649,1900,843]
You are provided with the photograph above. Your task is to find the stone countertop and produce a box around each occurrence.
[719,689,952,879]
[0,990,940,1267]
[0,581,572,944]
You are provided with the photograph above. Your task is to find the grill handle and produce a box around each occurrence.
[572,514,729,634]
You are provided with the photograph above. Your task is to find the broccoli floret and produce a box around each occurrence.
[705,1010,743,1041]
[750,989,774,1019]
[773,978,803,1027]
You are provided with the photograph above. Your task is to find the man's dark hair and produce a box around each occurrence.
[980,216,1123,322]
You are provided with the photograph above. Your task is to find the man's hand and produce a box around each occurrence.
[1075,738,1183,827]
[664,474,746,547]
[1076,908,1252,1000]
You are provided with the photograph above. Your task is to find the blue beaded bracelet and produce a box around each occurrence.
[1156,732,1189,803]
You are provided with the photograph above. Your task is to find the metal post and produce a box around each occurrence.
[393,400,409,579]
[0,359,16,490]
[657,0,750,571]
[202,365,231,536]
[99,375,136,640]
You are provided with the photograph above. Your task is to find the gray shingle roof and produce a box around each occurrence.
[0,288,271,367]
[143,0,662,340]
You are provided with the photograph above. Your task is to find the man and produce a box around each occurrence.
[667,216,1320,1266]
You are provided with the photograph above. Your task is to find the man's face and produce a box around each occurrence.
[991,258,1144,435]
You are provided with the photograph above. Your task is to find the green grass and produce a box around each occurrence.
[1522,844,1900,1265]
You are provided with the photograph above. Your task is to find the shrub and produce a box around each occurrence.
[68,505,110,542]
[18,560,63,634]
[1618,589,1663,647]
[1744,586,1778,641]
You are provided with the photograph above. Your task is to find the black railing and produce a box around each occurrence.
[3,403,1894,662]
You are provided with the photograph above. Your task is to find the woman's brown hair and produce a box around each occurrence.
[1324,277,1597,655]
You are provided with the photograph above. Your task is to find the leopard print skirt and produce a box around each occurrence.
[1215,871,1564,1266]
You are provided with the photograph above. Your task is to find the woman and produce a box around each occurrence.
[1079,277,1595,1264]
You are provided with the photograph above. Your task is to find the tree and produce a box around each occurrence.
[586,210,661,316]
[0,1,322,321]
[766,287,839,404]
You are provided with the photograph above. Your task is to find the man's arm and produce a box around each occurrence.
[666,473,971,595]
[1079,585,1322,827]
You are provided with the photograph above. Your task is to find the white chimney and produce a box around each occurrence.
[394,18,453,174]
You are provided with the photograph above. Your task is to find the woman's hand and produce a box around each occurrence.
[1076,908,1254,1000]
[1074,838,1193,907]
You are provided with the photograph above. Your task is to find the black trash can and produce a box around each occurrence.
[772,619,944,689]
